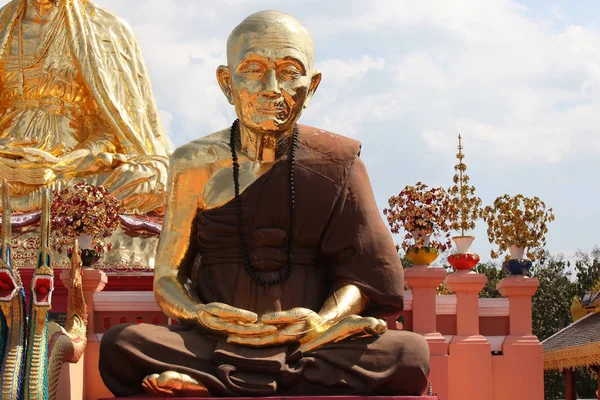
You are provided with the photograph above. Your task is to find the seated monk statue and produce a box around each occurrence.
[0,0,171,214]
[99,10,430,397]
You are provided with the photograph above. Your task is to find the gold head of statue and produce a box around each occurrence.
[216,10,321,162]
[0,0,172,214]
[218,11,321,137]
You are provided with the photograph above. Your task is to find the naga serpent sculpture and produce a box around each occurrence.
[25,188,54,399]
[0,185,89,400]
[0,180,27,400]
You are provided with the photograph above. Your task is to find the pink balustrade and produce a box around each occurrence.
[43,267,543,400]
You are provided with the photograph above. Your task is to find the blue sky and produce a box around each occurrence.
[3,0,599,263]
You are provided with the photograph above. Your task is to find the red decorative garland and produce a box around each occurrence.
[50,182,123,254]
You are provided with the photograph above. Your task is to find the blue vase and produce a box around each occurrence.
[502,259,533,275]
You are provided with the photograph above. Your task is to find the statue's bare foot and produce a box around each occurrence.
[142,371,210,397]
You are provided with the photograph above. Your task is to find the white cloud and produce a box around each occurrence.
[420,130,450,149]
[1,0,599,259]
[317,55,386,83]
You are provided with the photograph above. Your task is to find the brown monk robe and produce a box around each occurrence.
[99,125,430,396]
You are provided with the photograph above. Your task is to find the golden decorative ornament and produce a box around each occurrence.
[383,182,454,252]
[482,194,555,261]
[447,134,482,236]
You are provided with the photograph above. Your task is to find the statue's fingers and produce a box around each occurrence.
[113,153,128,164]
[325,316,386,340]
[203,302,258,323]
[227,331,297,347]
[228,319,307,347]
[360,317,387,335]
[227,334,276,347]
[376,319,388,334]
[261,308,310,325]
[261,311,298,325]
[299,315,385,353]
[231,321,278,336]
[279,320,307,336]
[200,314,276,336]
[96,153,114,167]
[141,378,154,393]
[298,317,358,352]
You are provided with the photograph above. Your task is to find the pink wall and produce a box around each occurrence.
[55,268,544,400]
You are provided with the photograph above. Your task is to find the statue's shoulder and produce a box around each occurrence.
[170,129,231,174]
[298,125,362,165]
[86,2,136,41]
[0,2,12,15]
[0,1,19,21]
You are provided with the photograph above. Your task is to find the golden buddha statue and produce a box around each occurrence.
[0,0,171,214]
[100,10,430,397]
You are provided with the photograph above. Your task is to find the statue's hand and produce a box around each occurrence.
[56,149,91,164]
[228,310,386,351]
[0,146,59,167]
[0,138,40,148]
[298,315,387,353]
[197,302,278,338]
[227,307,326,347]
[62,152,128,174]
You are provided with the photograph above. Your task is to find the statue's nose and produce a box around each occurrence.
[262,69,281,97]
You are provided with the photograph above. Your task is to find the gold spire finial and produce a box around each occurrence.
[1,180,10,263]
[456,134,465,236]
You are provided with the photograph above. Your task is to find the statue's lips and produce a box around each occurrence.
[255,105,287,116]
[31,274,54,306]
[0,269,18,301]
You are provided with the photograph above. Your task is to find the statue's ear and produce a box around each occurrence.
[303,70,322,109]
[217,66,234,105]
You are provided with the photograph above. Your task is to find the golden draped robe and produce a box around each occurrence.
[0,0,172,214]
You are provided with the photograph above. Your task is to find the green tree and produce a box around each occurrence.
[574,246,600,298]
[472,262,509,298]
[528,252,599,399]
[528,255,577,399]
[529,255,577,341]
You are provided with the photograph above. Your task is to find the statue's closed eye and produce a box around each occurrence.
[238,61,265,75]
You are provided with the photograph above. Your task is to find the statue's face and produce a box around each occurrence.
[218,23,321,136]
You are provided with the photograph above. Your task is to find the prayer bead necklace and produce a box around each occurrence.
[17,1,65,94]
[229,119,298,290]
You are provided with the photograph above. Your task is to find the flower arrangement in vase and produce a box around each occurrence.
[447,134,482,271]
[482,194,554,275]
[384,182,454,267]
[51,182,123,266]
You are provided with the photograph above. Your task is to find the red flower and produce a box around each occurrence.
[50,183,123,254]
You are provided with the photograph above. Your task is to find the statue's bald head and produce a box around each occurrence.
[218,11,321,135]
[226,10,315,70]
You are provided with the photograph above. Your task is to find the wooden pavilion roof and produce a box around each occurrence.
[543,312,600,371]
